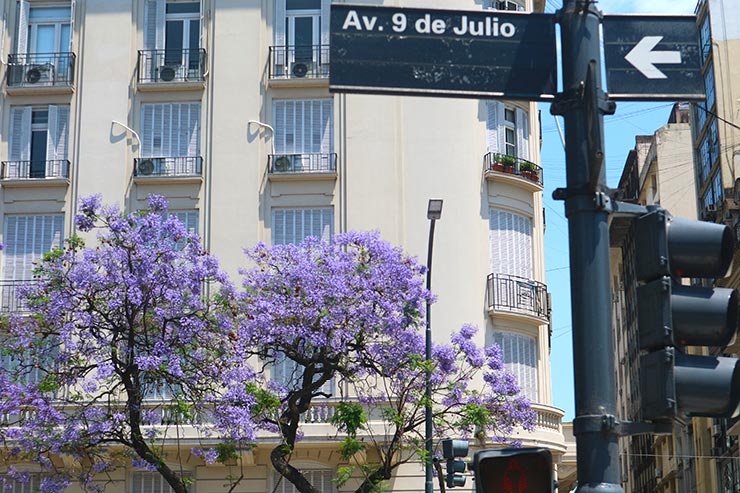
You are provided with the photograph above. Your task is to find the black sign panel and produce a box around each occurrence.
[603,15,704,100]
[330,5,557,100]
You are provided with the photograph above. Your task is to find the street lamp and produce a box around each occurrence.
[247,119,275,156]
[425,198,443,493]
[111,120,142,153]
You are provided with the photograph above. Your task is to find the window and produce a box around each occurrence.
[492,331,538,402]
[486,102,529,160]
[272,352,335,396]
[273,99,333,157]
[272,469,334,493]
[143,0,201,80]
[705,64,716,112]
[171,210,199,235]
[8,106,69,179]
[1,473,42,493]
[699,14,711,64]
[2,214,64,282]
[492,0,524,11]
[132,472,192,493]
[695,101,707,132]
[489,209,533,279]
[699,136,711,184]
[16,2,72,55]
[140,103,201,173]
[275,0,329,52]
[272,208,333,245]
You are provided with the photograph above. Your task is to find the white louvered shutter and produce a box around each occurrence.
[186,103,201,157]
[493,331,538,402]
[69,0,76,51]
[273,100,333,155]
[9,106,32,161]
[275,0,286,46]
[273,470,334,493]
[45,105,69,176]
[320,0,330,47]
[173,211,199,235]
[485,101,499,153]
[132,472,192,493]
[489,209,532,279]
[141,104,156,157]
[2,215,64,281]
[4,474,41,493]
[272,208,333,245]
[16,0,29,55]
[515,108,530,160]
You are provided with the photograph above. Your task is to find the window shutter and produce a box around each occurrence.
[3,215,64,281]
[489,208,532,278]
[294,100,304,153]
[273,100,286,155]
[485,101,499,153]
[173,210,199,235]
[143,0,165,50]
[69,0,76,51]
[187,103,201,157]
[320,0,330,46]
[515,108,529,160]
[493,331,538,402]
[272,208,333,245]
[141,104,155,157]
[275,0,286,46]
[16,0,29,55]
[320,99,333,154]
[9,106,32,161]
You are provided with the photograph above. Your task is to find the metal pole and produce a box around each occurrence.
[554,1,622,492]
[425,217,437,493]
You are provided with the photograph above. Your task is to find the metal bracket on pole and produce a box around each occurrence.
[573,415,673,437]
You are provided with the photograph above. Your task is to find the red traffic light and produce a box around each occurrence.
[474,448,552,493]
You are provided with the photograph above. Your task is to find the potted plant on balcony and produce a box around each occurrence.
[493,153,516,174]
[520,160,540,183]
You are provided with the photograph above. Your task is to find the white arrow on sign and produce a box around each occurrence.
[624,36,682,79]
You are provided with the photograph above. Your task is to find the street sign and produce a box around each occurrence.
[603,15,704,100]
[330,5,557,100]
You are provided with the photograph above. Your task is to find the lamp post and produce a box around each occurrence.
[425,198,443,493]
[247,119,275,156]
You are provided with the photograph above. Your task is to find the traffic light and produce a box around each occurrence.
[634,208,740,419]
[473,447,552,493]
[441,439,468,488]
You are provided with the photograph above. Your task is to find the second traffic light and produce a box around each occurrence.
[635,209,740,419]
[441,439,469,488]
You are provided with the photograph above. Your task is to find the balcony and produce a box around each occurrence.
[137,49,207,89]
[1,160,70,187]
[0,280,35,313]
[133,157,203,184]
[268,153,337,181]
[6,53,75,93]
[269,45,329,83]
[487,273,549,322]
[484,152,543,190]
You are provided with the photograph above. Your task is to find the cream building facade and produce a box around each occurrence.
[0,0,567,491]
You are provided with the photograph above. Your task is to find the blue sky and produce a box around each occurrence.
[542,0,698,420]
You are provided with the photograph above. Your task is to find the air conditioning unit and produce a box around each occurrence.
[158,65,178,82]
[137,159,156,176]
[273,155,291,172]
[291,62,310,78]
[24,64,54,84]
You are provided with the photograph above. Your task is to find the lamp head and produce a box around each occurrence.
[427,199,443,220]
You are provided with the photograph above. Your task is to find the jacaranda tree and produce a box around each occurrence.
[0,195,257,493]
[235,232,536,493]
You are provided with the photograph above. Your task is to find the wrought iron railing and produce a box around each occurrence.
[484,152,543,187]
[6,52,76,87]
[269,45,330,79]
[268,153,337,174]
[487,273,549,320]
[1,160,70,180]
[134,157,202,177]
[0,280,35,313]
[137,49,207,83]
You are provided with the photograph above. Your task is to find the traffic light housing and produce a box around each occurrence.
[634,209,740,419]
[441,439,468,488]
[473,447,552,493]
